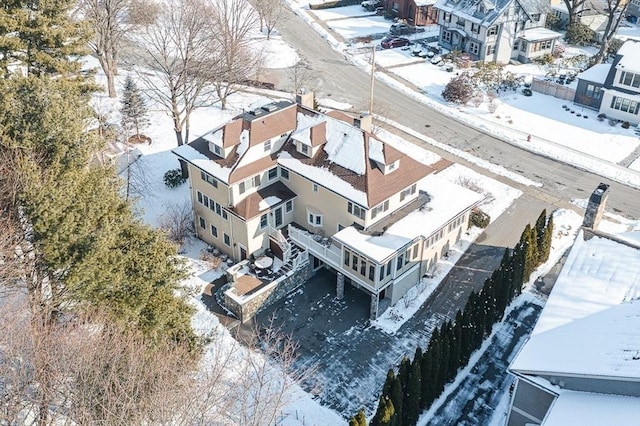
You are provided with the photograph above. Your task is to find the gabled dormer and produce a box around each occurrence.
[368,137,401,175]
[292,120,327,158]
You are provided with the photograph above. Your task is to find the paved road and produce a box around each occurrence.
[262,6,640,218]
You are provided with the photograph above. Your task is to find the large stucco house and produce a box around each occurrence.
[505,185,640,426]
[574,40,640,125]
[173,93,482,319]
[433,0,562,63]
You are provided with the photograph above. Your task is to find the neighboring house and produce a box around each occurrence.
[574,40,640,125]
[382,0,439,26]
[629,0,640,23]
[505,184,640,426]
[433,0,562,63]
[173,93,482,319]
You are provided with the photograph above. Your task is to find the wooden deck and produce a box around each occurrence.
[234,275,264,296]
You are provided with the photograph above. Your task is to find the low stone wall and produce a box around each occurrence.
[223,261,313,323]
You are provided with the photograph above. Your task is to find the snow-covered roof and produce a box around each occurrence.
[278,151,368,206]
[203,129,223,147]
[543,391,640,426]
[368,137,385,164]
[297,112,366,175]
[258,196,281,211]
[520,27,562,41]
[617,40,640,73]
[510,231,640,378]
[602,87,640,102]
[173,143,232,182]
[577,63,611,84]
[332,173,483,263]
[415,0,437,5]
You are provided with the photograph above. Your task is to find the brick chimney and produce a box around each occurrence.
[582,183,610,231]
[354,112,372,133]
[295,89,315,109]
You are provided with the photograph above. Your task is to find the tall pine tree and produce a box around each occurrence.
[349,408,368,426]
[120,75,150,138]
[403,353,422,425]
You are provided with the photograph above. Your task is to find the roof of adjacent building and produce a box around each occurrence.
[174,102,435,208]
[434,0,548,26]
[519,27,562,41]
[231,181,296,220]
[617,40,640,72]
[577,63,611,84]
[543,391,640,426]
[510,230,640,380]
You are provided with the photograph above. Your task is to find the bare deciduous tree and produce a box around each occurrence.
[286,61,315,96]
[134,0,216,148]
[81,0,131,98]
[253,0,288,40]
[592,0,629,64]
[561,0,588,28]
[207,0,264,109]
[158,201,194,244]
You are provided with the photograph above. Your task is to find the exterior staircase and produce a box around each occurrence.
[270,228,307,274]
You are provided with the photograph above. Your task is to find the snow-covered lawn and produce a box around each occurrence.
[326,16,392,40]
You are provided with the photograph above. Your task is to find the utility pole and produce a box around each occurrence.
[369,45,375,115]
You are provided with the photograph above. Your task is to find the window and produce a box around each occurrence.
[199,217,206,229]
[456,19,465,28]
[285,200,293,213]
[264,140,271,152]
[471,23,480,33]
[268,167,278,181]
[260,214,268,229]
[308,211,323,227]
[519,41,526,52]
[386,262,392,276]
[338,224,345,232]
[585,84,602,99]
[619,71,640,88]
[312,183,318,192]
[443,12,451,22]
[344,249,350,266]
[348,202,366,220]
[360,260,366,276]
[487,44,496,55]
[396,253,404,271]
[213,145,222,156]
[239,181,246,194]
[400,184,417,202]
[469,41,480,55]
[371,200,390,219]
[203,194,210,208]
[301,144,310,155]
[513,40,519,51]
[281,168,289,180]
[443,30,452,43]
[531,13,540,21]
[200,171,218,187]
[611,97,639,114]
[379,265,384,281]
[387,161,397,172]
[487,25,498,36]
[254,175,261,187]
[392,2,399,11]
[412,244,419,259]
[223,233,231,246]
[352,254,358,271]
[210,224,218,237]
[197,191,203,204]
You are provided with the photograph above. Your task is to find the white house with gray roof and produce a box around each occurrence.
[433,0,561,62]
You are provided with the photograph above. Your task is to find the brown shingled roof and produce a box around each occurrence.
[222,119,243,148]
[232,181,297,220]
[309,122,327,147]
[229,154,278,184]
[248,104,297,147]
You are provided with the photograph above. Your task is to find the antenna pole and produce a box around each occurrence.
[369,45,375,115]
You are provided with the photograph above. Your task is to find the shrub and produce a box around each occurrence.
[597,113,606,121]
[608,38,624,56]
[622,121,630,129]
[164,168,187,188]
[442,72,475,104]
[522,88,533,96]
[565,24,594,46]
[534,53,554,65]
[469,208,490,228]
[608,118,617,127]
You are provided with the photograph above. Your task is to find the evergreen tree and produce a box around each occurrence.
[437,324,450,390]
[382,369,396,400]
[521,224,538,282]
[534,209,547,263]
[120,76,150,138]
[0,0,89,77]
[380,398,396,426]
[349,408,368,426]
[390,375,404,425]
[420,348,434,410]
[542,215,554,263]
[403,353,422,425]
[398,356,410,393]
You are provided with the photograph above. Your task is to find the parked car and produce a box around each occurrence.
[361,0,380,11]
[430,55,443,65]
[390,23,415,35]
[381,37,411,49]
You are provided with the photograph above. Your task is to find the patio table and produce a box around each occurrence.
[254,256,273,269]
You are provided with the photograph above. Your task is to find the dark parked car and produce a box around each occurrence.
[389,23,415,35]
[361,0,380,11]
[381,37,411,49]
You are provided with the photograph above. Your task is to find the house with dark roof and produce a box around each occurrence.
[173,93,482,319]
[574,40,640,125]
[381,0,439,26]
[505,185,640,426]
[433,0,561,62]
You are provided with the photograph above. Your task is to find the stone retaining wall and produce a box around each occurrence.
[223,261,312,323]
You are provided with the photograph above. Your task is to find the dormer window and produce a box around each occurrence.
[300,144,310,156]
[213,145,222,156]
[385,160,399,174]
[264,139,272,152]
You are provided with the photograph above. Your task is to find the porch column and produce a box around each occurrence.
[370,293,379,320]
[336,272,344,299]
